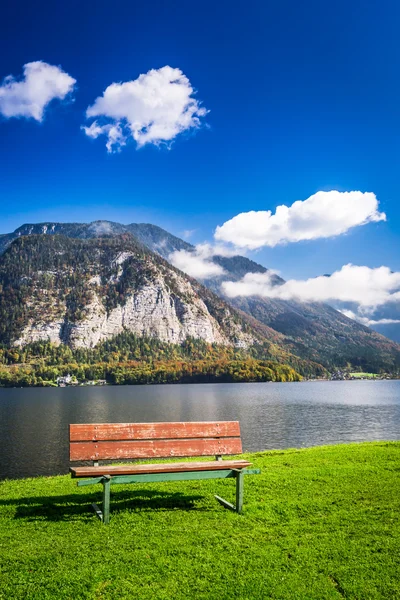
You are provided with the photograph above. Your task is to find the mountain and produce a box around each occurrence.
[1,221,399,373]
[122,225,400,372]
[110,223,400,373]
[0,233,324,379]
[0,221,192,256]
[0,233,253,349]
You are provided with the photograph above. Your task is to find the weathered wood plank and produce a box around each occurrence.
[70,437,243,461]
[70,459,252,478]
[70,421,240,442]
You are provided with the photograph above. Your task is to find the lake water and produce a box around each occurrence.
[0,380,399,480]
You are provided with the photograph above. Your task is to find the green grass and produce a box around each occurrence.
[1,442,399,600]
[349,372,379,378]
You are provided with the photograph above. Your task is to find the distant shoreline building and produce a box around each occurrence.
[56,374,77,387]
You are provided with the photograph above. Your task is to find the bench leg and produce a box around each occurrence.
[235,469,244,514]
[215,470,244,513]
[91,502,103,521]
[102,476,111,524]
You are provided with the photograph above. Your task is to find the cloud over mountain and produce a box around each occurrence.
[222,264,400,309]
[169,250,224,279]
[82,66,208,153]
[169,243,235,279]
[0,61,76,121]
[215,191,386,249]
[339,309,400,327]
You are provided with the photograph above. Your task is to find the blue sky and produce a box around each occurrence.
[1,0,400,336]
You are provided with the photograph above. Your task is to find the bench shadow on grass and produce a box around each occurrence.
[1,489,206,522]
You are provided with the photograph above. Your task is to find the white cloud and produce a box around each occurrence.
[169,249,225,279]
[82,121,104,139]
[195,242,239,258]
[82,65,208,153]
[215,191,386,249]
[0,61,76,121]
[368,318,400,325]
[339,309,400,327]
[222,264,400,309]
[81,121,128,153]
[169,242,240,279]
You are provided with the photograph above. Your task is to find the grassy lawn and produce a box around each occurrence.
[0,442,399,600]
[349,372,379,379]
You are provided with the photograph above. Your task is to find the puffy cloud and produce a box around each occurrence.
[169,243,239,279]
[194,242,239,258]
[0,61,76,121]
[215,191,386,249]
[82,65,208,153]
[222,264,400,309]
[339,310,400,327]
[82,121,107,139]
[169,249,224,279]
[81,121,127,153]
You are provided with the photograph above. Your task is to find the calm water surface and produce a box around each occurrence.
[0,380,399,480]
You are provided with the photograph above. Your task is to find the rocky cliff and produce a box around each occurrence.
[0,235,257,351]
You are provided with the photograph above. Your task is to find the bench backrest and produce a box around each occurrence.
[70,421,242,462]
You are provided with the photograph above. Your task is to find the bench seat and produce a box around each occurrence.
[70,459,252,478]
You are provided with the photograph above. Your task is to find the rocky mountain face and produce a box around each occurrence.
[1,220,400,372]
[0,234,274,353]
[126,226,400,372]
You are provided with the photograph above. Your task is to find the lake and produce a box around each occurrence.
[0,380,399,480]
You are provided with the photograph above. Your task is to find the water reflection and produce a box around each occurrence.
[0,381,399,479]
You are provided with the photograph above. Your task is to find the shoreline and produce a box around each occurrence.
[1,376,399,389]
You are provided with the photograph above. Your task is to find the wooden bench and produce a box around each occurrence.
[69,421,260,524]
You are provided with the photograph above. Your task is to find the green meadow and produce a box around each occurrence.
[0,442,399,600]
[349,372,379,379]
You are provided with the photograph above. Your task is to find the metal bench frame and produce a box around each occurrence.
[69,421,260,524]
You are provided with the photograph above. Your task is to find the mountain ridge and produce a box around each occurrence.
[0,233,326,377]
[0,221,399,373]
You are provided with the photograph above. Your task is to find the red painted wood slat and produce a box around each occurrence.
[70,459,252,477]
[70,437,243,461]
[70,421,240,442]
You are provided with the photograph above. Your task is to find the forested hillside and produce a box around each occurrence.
[0,334,307,386]
[0,234,328,384]
[0,221,399,375]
